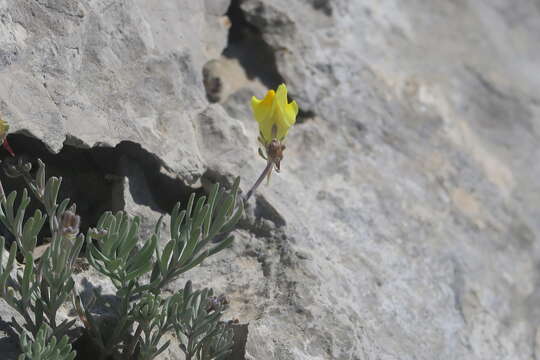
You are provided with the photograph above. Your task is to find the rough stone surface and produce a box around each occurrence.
[1,0,540,359]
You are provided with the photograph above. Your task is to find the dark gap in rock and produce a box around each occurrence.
[203,0,317,124]
[72,332,115,360]
[0,133,121,245]
[89,141,205,215]
[202,62,223,103]
[236,197,281,238]
[0,134,203,250]
[254,195,286,228]
[201,168,237,192]
[222,0,284,88]
[353,121,366,133]
[71,278,126,360]
[0,317,19,360]
[204,0,288,103]
[296,108,316,124]
[309,0,333,16]
[227,323,248,360]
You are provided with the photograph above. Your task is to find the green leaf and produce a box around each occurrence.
[96,211,112,229]
[5,191,18,227]
[0,242,16,295]
[36,159,46,192]
[208,235,234,257]
[68,234,84,266]
[125,261,152,282]
[193,196,207,221]
[126,233,157,277]
[208,194,233,239]
[14,189,31,229]
[0,237,4,270]
[21,254,34,300]
[231,176,240,201]
[170,202,182,240]
[203,184,219,237]
[174,250,209,277]
[154,215,164,237]
[56,199,71,219]
[101,215,117,256]
[218,204,243,235]
[19,324,77,360]
[118,216,140,259]
[159,241,174,276]
[44,177,62,213]
[185,193,195,221]
[184,280,193,298]
[177,226,201,267]
[192,203,209,238]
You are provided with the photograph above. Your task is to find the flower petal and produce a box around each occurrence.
[251,90,276,143]
[0,118,9,142]
[285,100,298,127]
[251,84,298,144]
[273,84,299,140]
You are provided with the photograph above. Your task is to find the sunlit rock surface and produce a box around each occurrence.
[1,0,540,359]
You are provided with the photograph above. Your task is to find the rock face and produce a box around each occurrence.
[1,0,540,359]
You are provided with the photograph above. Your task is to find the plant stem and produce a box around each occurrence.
[186,335,193,360]
[0,178,5,202]
[126,324,143,359]
[245,161,273,201]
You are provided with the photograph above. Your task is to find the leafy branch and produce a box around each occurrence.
[18,324,76,360]
[0,158,242,360]
[0,159,82,340]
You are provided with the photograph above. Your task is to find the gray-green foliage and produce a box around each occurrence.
[175,282,234,360]
[18,324,76,360]
[0,158,242,359]
[0,159,83,339]
[132,282,233,360]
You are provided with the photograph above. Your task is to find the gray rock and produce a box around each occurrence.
[1,0,540,359]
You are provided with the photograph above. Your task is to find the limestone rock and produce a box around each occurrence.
[1,0,540,359]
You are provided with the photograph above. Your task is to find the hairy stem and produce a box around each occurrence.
[245,161,273,201]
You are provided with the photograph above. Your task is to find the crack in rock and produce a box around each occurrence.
[0,133,203,240]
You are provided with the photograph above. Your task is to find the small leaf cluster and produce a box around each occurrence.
[18,324,76,360]
[0,159,83,339]
[0,158,242,359]
[132,281,233,360]
[175,282,234,360]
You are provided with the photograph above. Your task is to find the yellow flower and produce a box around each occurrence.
[0,117,14,156]
[251,84,298,145]
[245,84,298,200]
[0,118,9,142]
